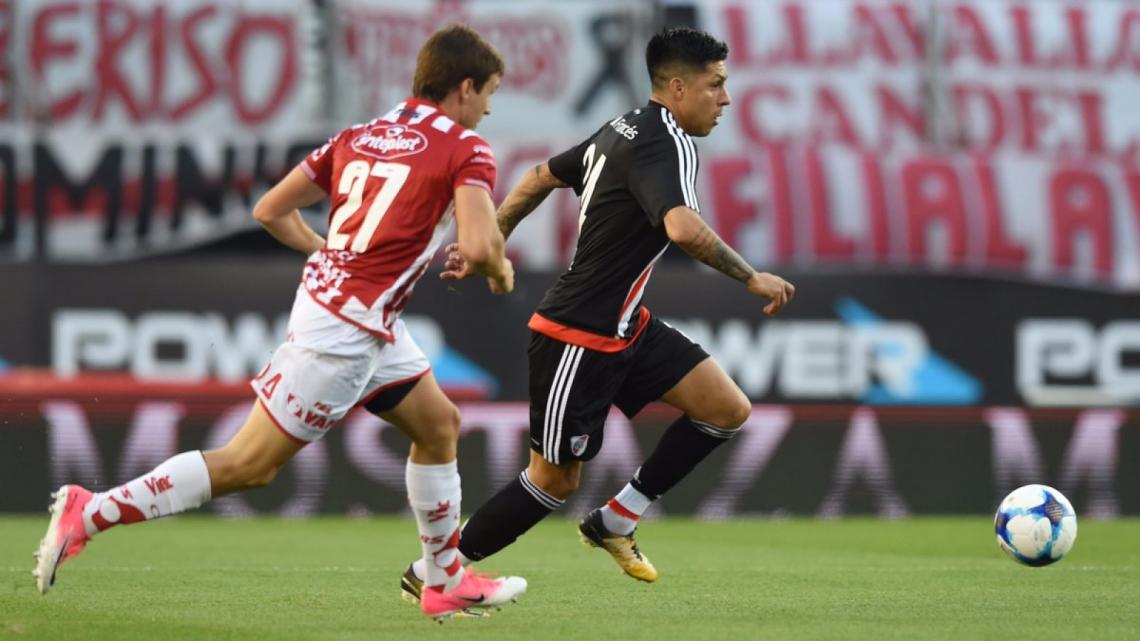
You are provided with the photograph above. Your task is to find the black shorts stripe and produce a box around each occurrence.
[547,345,584,465]
[543,345,569,461]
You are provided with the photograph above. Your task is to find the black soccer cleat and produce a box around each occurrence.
[577,508,658,582]
[400,563,424,605]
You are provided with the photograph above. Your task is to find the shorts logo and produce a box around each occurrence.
[569,434,589,457]
[286,393,338,431]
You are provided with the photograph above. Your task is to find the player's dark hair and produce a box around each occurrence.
[413,24,505,102]
[646,28,729,90]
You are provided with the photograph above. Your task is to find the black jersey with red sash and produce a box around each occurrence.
[532,100,700,352]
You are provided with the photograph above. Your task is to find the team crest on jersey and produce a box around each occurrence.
[570,434,589,457]
[351,124,428,160]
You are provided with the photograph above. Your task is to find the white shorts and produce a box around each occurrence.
[250,287,430,443]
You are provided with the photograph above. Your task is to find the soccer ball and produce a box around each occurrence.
[994,484,1077,567]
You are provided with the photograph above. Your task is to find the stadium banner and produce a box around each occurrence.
[2,0,650,131]
[680,0,1140,290]
[1,261,1137,408]
[0,0,652,261]
[2,0,1138,291]
[0,397,1136,517]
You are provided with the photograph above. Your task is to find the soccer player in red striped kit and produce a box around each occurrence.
[34,24,527,621]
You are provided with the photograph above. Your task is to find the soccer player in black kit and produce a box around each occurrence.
[403,27,795,597]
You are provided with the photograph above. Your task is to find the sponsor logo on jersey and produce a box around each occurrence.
[351,124,428,160]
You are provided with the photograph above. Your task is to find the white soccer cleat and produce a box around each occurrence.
[401,563,491,618]
[418,568,527,621]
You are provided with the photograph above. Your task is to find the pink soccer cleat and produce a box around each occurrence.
[33,485,93,594]
[419,568,527,622]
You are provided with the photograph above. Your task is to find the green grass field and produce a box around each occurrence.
[2,516,1138,640]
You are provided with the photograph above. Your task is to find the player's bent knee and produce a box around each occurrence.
[712,385,752,429]
[528,462,580,499]
[443,403,462,439]
[724,394,752,429]
[693,393,751,431]
[420,403,462,445]
[540,475,579,499]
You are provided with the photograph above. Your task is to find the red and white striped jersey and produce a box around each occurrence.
[298,97,496,341]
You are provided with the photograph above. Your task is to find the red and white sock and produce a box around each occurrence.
[81,451,212,537]
[406,460,464,592]
[412,551,472,586]
[600,483,652,536]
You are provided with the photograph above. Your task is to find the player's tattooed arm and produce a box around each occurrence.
[665,206,755,283]
[497,162,568,240]
[682,224,756,283]
[665,205,795,315]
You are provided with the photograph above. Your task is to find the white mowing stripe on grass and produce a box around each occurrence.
[6,565,378,573]
[5,566,153,572]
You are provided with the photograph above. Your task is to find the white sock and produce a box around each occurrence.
[600,482,652,536]
[82,451,212,537]
[405,460,465,592]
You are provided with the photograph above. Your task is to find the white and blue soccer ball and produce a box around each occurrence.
[994,484,1078,567]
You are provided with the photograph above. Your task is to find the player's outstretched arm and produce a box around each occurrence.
[497,162,568,240]
[448,184,515,295]
[252,167,328,254]
[663,205,795,316]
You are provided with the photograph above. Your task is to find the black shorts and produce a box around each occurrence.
[528,317,708,464]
